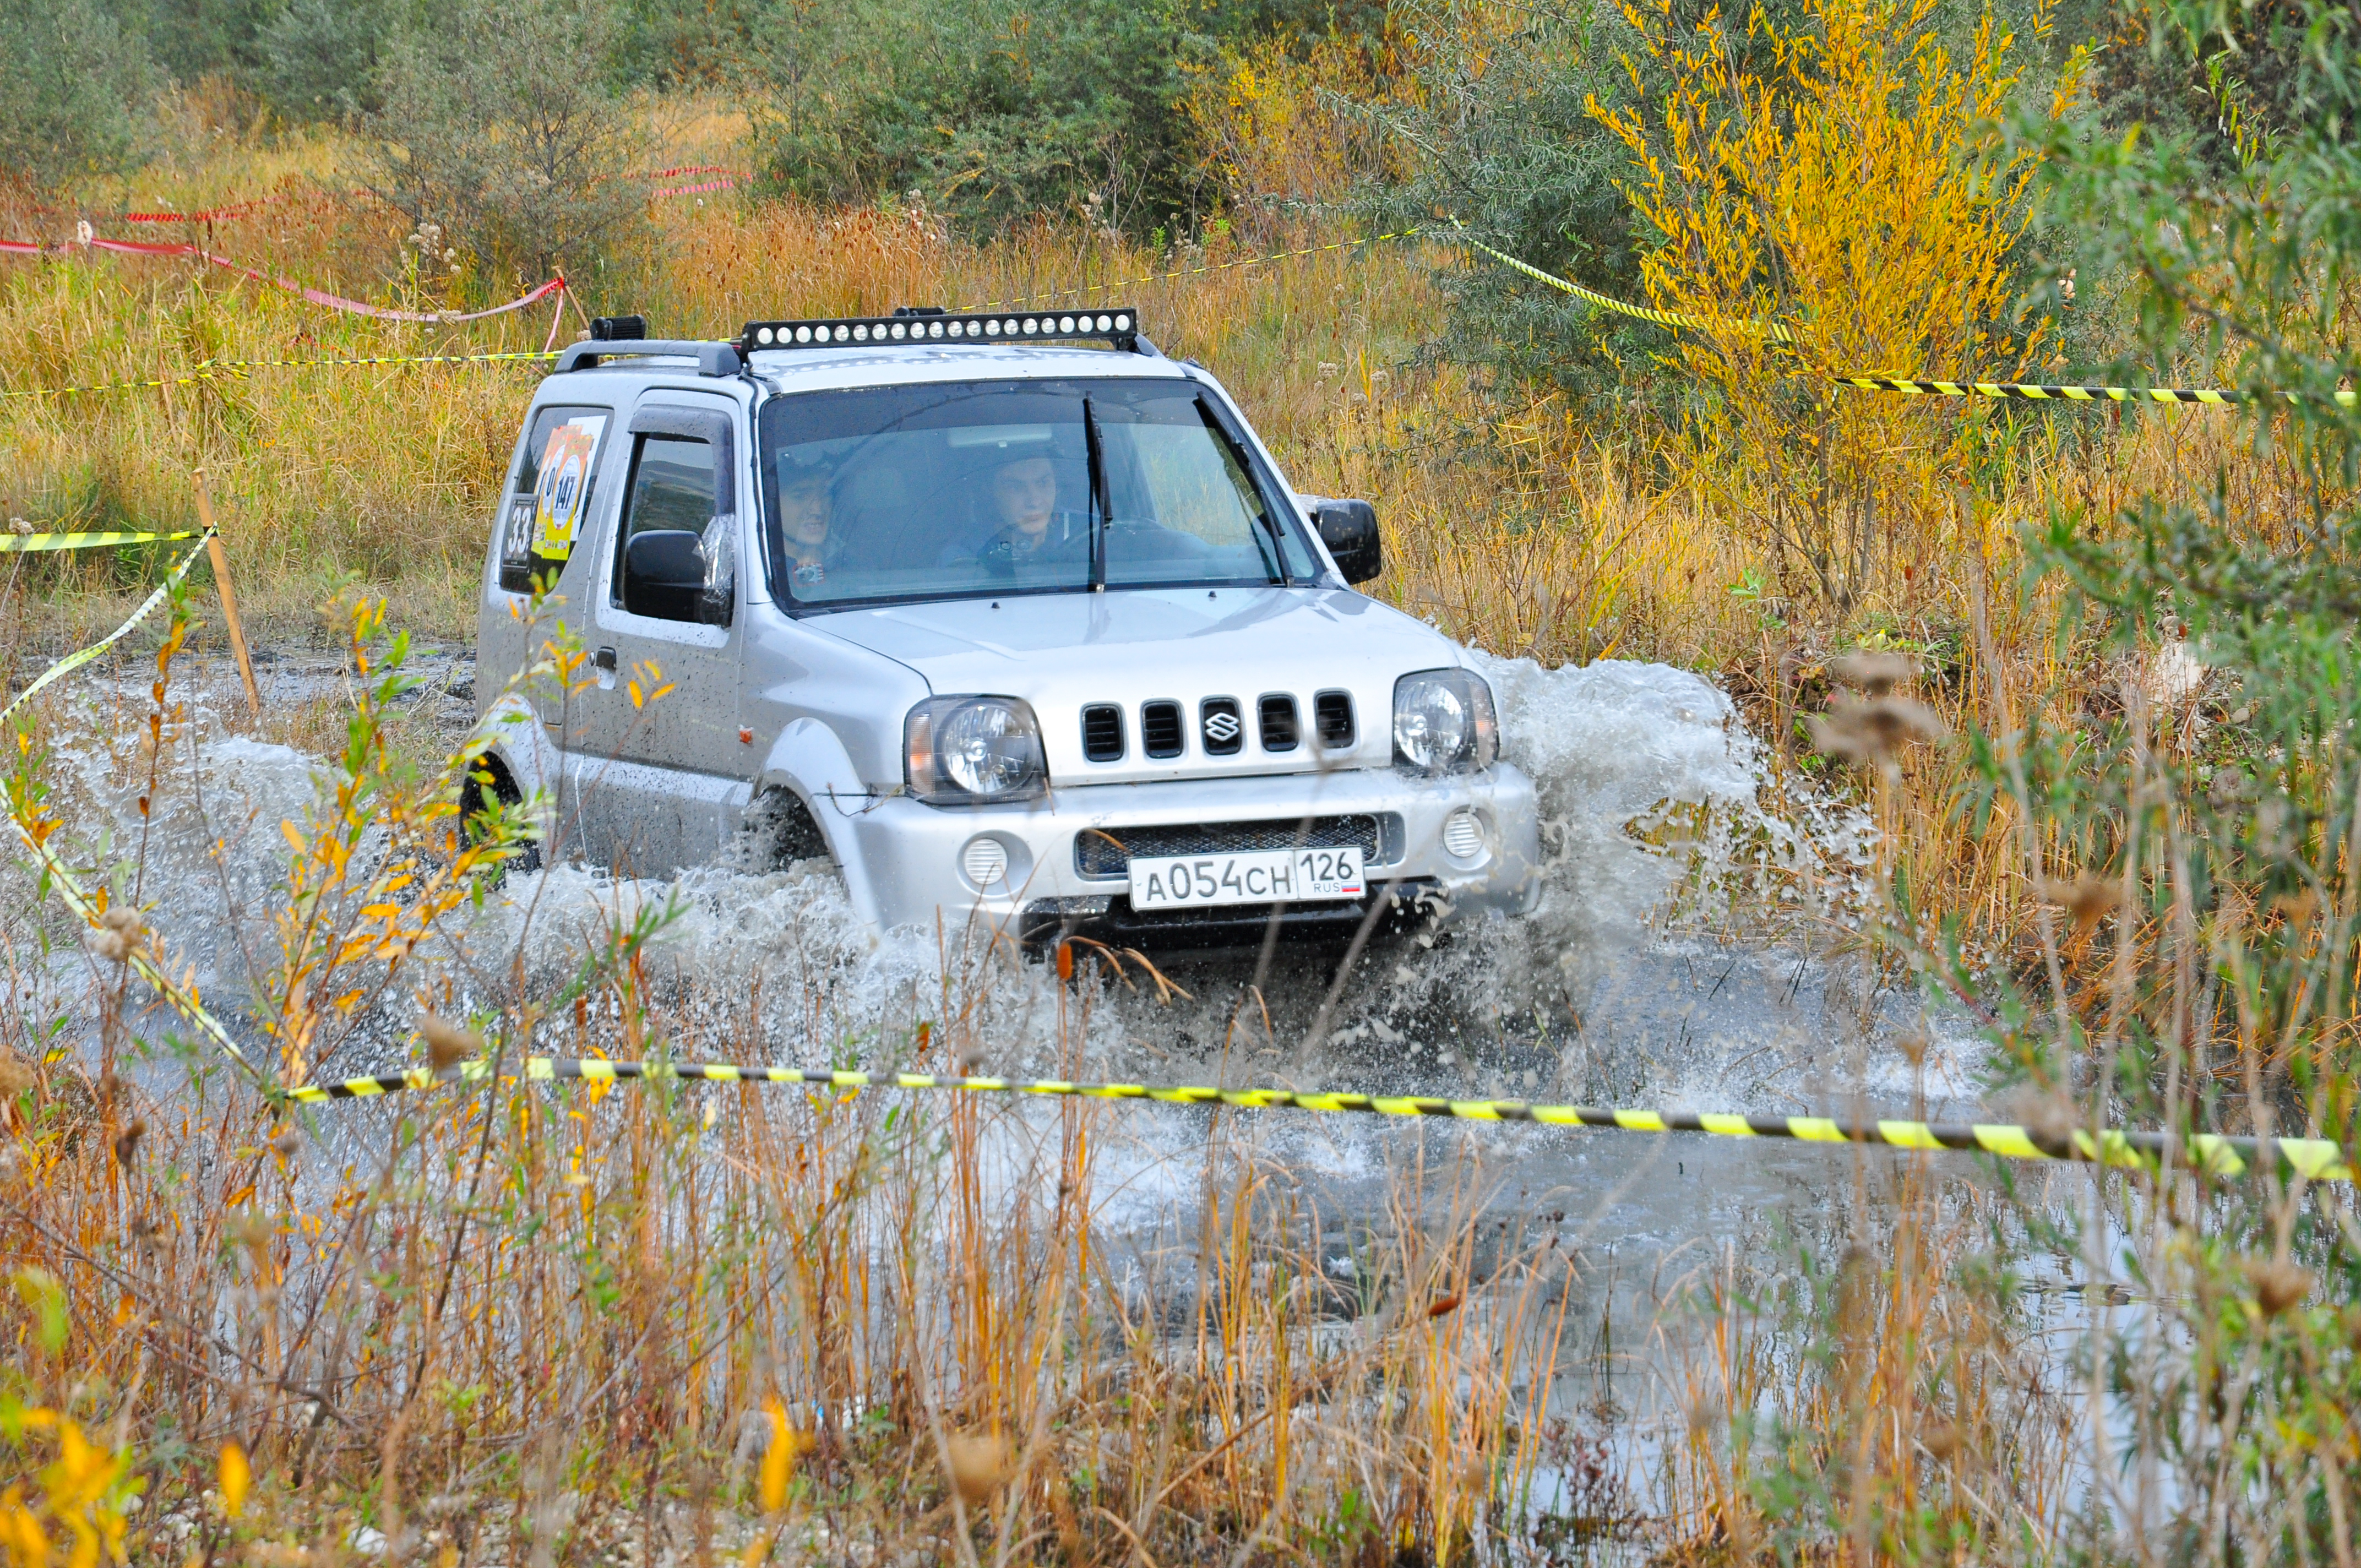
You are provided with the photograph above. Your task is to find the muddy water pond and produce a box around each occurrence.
[17,639,2125,1548]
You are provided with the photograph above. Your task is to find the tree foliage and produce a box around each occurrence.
[0,0,157,186]
[366,0,649,287]
[1356,0,1664,404]
[1592,0,2081,618]
[748,0,1214,236]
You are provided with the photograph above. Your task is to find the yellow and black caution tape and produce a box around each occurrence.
[1,529,215,726]
[1835,376,2358,407]
[9,812,262,1077]
[970,230,1429,312]
[0,349,558,404]
[1,526,261,1077]
[0,528,202,553]
[1449,217,1796,344]
[1450,227,2359,407]
[288,1055,2353,1183]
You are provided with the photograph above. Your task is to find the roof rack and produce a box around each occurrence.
[554,339,744,377]
[739,307,1144,353]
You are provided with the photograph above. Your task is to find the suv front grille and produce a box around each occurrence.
[1314,690,1356,749]
[1141,700,1184,759]
[1258,695,1299,752]
[1075,813,1399,879]
[1081,704,1125,762]
[1201,697,1243,755]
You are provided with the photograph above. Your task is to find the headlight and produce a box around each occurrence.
[1392,668,1499,775]
[905,696,1048,804]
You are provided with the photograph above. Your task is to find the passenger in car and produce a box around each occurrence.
[939,454,1090,572]
[778,455,838,585]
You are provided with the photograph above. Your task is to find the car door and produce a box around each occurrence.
[565,390,750,874]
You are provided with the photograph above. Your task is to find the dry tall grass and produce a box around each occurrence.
[2,45,2352,1567]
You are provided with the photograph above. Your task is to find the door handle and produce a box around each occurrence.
[594,646,618,690]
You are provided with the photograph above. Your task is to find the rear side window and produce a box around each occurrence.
[499,404,611,592]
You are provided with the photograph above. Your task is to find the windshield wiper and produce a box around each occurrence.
[1082,396,1110,591]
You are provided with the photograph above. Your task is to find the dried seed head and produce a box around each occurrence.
[1829,650,1916,696]
[100,906,144,937]
[2272,888,2320,925]
[956,1044,988,1074]
[1919,1419,1961,1461]
[1895,1025,1930,1067]
[90,928,131,963]
[270,1128,300,1159]
[1809,695,1950,767]
[418,1015,482,1072]
[0,1054,33,1098]
[113,1119,145,1168]
[229,1208,273,1256]
[7,518,30,536]
[2246,1257,2313,1318]
[2033,874,2120,934]
[944,1433,1011,1509]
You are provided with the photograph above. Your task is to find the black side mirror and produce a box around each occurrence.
[623,530,706,621]
[1313,499,1382,585]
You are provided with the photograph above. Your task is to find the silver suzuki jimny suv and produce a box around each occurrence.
[471,307,1540,950]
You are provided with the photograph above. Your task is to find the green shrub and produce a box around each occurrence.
[256,0,394,121]
[749,0,1212,236]
[0,0,157,185]
[365,0,649,286]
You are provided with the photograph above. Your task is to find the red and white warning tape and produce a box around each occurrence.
[2,229,565,324]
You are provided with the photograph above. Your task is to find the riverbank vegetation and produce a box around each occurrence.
[2,0,2357,1557]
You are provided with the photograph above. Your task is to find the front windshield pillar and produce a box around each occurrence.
[1083,396,1109,593]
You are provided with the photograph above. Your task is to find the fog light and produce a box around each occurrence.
[961,836,1010,889]
[1441,808,1484,861]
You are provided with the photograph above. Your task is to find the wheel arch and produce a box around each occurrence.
[754,718,888,928]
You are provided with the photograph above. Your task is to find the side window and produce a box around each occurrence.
[612,434,719,618]
[499,404,611,592]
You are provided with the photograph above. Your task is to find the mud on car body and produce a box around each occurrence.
[471,308,1541,951]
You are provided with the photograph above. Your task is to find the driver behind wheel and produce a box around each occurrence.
[939,454,1090,571]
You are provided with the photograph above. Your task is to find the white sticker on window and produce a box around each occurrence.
[531,415,607,560]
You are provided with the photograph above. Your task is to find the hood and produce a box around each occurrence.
[813,586,1464,783]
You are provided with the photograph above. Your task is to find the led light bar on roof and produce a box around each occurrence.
[740,308,1140,352]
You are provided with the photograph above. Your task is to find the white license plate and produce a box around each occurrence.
[1128,846,1365,910]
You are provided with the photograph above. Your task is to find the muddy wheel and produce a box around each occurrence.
[459,756,542,876]
[727,787,834,874]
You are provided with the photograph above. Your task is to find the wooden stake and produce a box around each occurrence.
[192,468,262,721]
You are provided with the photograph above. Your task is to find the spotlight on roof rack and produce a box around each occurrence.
[739,308,1141,352]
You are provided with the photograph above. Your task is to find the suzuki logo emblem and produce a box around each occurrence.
[1204,711,1241,743]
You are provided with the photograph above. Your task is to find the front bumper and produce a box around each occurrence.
[828,763,1542,944]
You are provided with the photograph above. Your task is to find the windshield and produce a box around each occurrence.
[757,379,1319,608]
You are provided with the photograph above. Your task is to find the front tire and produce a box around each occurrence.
[459,756,543,876]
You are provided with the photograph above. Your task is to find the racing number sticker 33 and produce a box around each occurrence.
[531,415,607,561]
[1129,847,1366,910]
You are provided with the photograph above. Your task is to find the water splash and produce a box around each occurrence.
[18,649,1905,1119]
